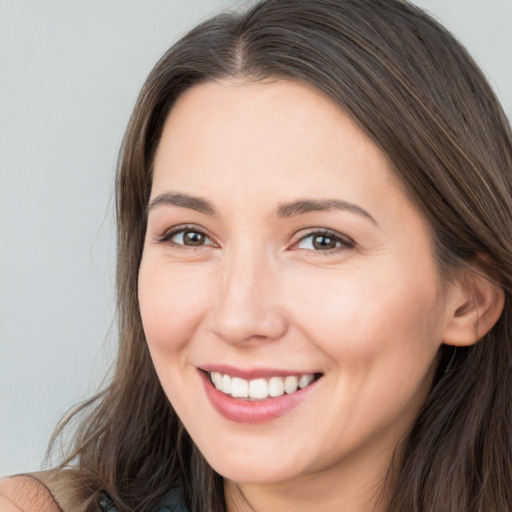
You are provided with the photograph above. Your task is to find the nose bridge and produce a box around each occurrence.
[212,240,287,344]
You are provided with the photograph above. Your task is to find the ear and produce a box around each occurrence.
[442,267,505,347]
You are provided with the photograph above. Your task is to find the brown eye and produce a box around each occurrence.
[312,234,338,250]
[183,231,206,246]
[169,229,212,246]
[296,231,353,251]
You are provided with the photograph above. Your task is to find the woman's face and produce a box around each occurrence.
[138,80,456,490]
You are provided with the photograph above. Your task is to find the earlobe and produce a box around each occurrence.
[442,270,505,347]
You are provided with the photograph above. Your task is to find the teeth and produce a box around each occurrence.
[299,374,314,389]
[211,372,223,390]
[284,376,298,394]
[209,372,317,400]
[231,377,249,398]
[222,374,231,394]
[249,378,268,399]
[268,376,284,397]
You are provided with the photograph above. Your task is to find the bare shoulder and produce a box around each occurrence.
[0,475,61,512]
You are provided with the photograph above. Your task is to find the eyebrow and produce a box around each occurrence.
[148,192,216,215]
[148,192,377,225]
[276,199,377,225]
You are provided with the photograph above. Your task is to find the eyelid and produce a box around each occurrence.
[291,228,355,251]
[156,224,217,246]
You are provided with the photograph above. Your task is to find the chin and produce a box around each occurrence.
[201,446,311,485]
[214,464,300,485]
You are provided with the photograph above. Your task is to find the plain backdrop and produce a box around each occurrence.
[1,0,511,476]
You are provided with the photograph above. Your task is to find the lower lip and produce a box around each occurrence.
[200,371,319,424]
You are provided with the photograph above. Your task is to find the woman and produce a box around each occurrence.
[2,0,511,510]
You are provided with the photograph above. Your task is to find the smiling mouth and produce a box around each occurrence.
[208,371,322,401]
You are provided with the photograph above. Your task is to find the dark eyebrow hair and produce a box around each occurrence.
[148,192,216,215]
[276,199,377,225]
[148,192,376,225]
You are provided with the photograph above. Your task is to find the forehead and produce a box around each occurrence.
[152,80,397,200]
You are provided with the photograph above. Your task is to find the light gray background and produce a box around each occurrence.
[1,0,511,476]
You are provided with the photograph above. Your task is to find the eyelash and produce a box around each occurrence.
[293,229,355,254]
[156,226,355,253]
[156,225,215,248]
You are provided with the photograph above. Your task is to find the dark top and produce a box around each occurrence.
[98,490,189,512]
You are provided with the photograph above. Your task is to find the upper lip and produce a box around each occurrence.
[199,364,322,380]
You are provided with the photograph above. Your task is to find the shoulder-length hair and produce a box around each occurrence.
[50,1,512,510]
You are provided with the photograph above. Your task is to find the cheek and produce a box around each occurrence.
[285,264,444,365]
[283,268,443,455]
[138,259,213,353]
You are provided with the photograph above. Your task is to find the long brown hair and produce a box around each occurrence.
[49,1,512,510]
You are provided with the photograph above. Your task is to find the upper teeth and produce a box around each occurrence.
[209,372,315,400]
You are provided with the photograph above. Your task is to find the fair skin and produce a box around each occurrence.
[1,80,502,511]
[0,476,60,512]
[138,79,503,512]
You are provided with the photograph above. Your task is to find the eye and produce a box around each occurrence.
[160,227,215,247]
[295,230,354,251]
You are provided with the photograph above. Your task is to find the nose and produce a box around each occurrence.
[211,248,288,345]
